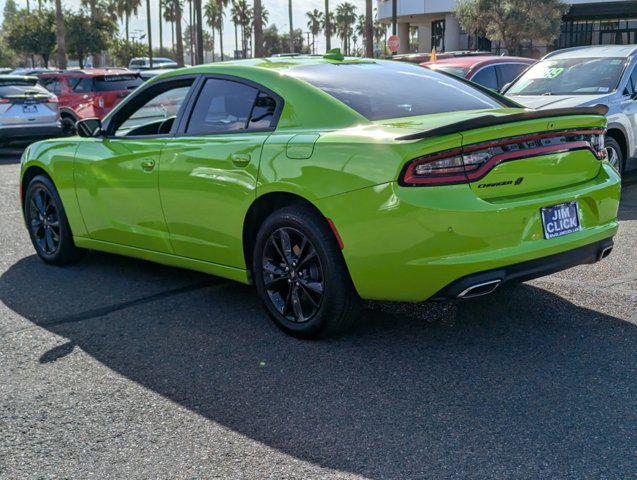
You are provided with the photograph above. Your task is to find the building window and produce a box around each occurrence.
[432,20,445,52]
[556,18,637,49]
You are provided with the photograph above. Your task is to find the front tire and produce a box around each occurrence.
[253,206,359,339]
[24,175,85,265]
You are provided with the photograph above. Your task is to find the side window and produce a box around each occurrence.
[472,66,498,90]
[73,78,94,93]
[185,79,260,135]
[112,81,193,137]
[625,65,637,96]
[41,78,61,94]
[496,63,528,88]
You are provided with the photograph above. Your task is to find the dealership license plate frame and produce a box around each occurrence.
[541,201,581,239]
[22,104,37,114]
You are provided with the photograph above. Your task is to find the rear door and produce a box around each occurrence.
[159,76,281,268]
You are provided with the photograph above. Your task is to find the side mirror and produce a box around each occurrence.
[76,117,103,137]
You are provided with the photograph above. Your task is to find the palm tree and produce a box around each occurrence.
[216,0,230,60]
[288,0,293,52]
[116,0,141,44]
[54,0,66,68]
[145,0,153,66]
[253,0,264,57]
[204,0,223,60]
[306,9,323,54]
[231,0,250,57]
[230,1,240,58]
[324,0,331,51]
[364,0,372,57]
[194,0,204,64]
[174,0,184,65]
[158,0,163,55]
[162,0,178,55]
[250,5,268,57]
[335,2,357,55]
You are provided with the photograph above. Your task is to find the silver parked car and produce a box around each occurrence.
[0,75,62,147]
[504,45,637,174]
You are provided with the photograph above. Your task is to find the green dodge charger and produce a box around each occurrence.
[20,55,621,338]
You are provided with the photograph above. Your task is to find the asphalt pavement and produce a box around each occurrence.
[1,146,636,479]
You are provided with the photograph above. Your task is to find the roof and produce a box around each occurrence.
[544,45,637,59]
[421,55,535,68]
[0,75,37,82]
[173,55,376,72]
[37,68,134,77]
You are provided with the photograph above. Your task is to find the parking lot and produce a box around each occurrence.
[0,146,635,478]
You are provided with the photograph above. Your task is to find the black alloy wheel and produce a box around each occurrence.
[262,227,324,323]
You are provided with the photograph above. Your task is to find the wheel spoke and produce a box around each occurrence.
[44,227,55,253]
[278,229,294,265]
[298,283,320,308]
[300,278,323,295]
[290,286,304,322]
[298,246,317,268]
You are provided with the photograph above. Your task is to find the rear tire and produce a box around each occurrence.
[606,137,625,174]
[24,175,85,265]
[253,205,359,339]
[61,116,77,136]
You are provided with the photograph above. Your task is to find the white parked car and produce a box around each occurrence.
[128,57,179,70]
[0,75,61,147]
[504,45,637,174]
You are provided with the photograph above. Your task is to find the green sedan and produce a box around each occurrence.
[20,55,621,338]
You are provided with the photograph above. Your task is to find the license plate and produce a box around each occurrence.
[23,105,37,113]
[541,201,581,239]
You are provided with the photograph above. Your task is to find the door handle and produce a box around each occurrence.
[231,153,251,167]
[141,159,156,171]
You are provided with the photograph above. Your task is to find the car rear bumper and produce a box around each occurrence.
[317,162,621,302]
[430,237,614,300]
[0,124,63,143]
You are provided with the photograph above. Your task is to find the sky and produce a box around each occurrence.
[0,0,368,56]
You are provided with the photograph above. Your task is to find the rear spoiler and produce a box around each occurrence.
[396,104,609,141]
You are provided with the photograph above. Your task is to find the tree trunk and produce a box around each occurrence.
[188,0,194,64]
[146,0,154,67]
[211,29,215,61]
[175,0,185,65]
[89,0,102,66]
[194,0,203,64]
[234,23,238,58]
[125,15,130,44]
[288,0,294,52]
[365,0,373,58]
[253,0,264,57]
[158,0,163,55]
[171,20,175,55]
[324,0,330,51]
[219,23,224,60]
[54,0,66,69]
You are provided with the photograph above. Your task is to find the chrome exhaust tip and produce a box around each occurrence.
[598,246,613,261]
[457,279,502,299]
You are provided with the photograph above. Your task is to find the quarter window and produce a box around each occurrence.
[626,64,637,96]
[472,66,498,90]
[41,77,61,94]
[73,78,94,92]
[186,79,265,135]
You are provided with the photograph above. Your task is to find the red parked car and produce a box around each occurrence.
[421,55,535,91]
[37,69,143,133]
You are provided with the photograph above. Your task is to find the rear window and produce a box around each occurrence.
[286,61,502,120]
[429,65,470,77]
[94,75,143,92]
[0,79,37,87]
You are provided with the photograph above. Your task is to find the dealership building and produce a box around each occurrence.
[377,0,637,56]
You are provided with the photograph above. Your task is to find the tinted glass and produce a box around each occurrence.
[186,79,259,134]
[94,75,143,91]
[496,63,528,86]
[249,92,277,129]
[626,65,637,95]
[471,66,498,90]
[287,61,501,120]
[115,84,191,137]
[73,78,94,92]
[507,57,626,95]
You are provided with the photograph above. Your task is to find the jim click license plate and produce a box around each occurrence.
[541,201,581,239]
[23,104,37,113]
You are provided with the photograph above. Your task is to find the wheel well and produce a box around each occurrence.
[60,109,78,121]
[606,128,627,160]
[242,192,328,276]
[21,166,51,204]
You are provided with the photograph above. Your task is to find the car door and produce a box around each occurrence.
[621,61,637,159]
[74,76,196,253]
[159,75,281,268]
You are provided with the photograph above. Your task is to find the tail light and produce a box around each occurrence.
[400,128,606,187]
[48,95,59,103]
[0,97,10,104]
[94,96,105,109]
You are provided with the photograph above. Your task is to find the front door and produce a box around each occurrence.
[159,76,280,268]
[74,78,195,253]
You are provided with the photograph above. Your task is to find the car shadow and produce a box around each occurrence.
[1,252,636,478]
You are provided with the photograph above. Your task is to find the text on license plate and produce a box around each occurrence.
[23,105,37,113]
[541,201,581,239]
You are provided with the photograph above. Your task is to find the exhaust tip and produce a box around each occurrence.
[457,279,502,299]
[598,246,613,261]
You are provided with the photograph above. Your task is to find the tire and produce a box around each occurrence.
[61,116,77,136]
[606,137,625,175]
[253,205,359,339]
[24,175,85,265]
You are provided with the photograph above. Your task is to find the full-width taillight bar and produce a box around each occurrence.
[400,128,607,187]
